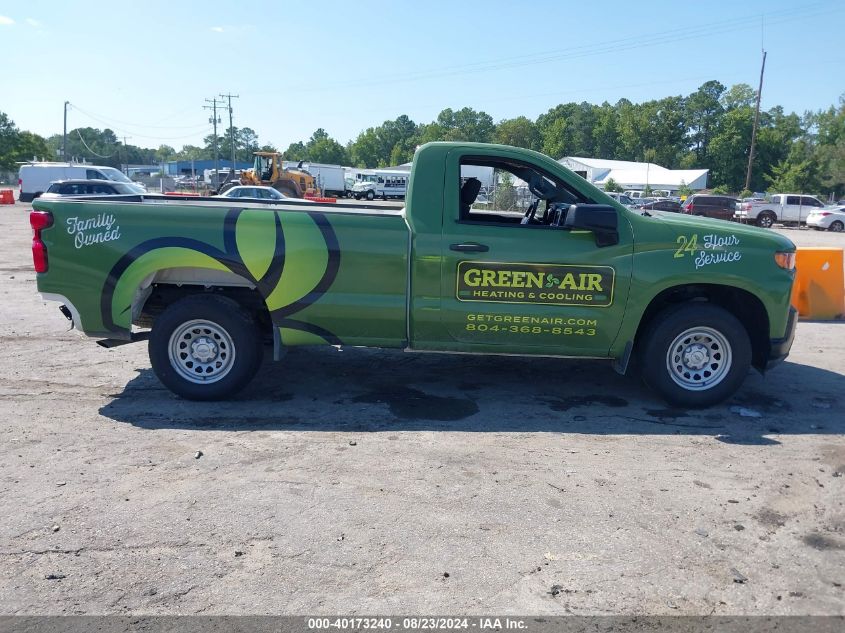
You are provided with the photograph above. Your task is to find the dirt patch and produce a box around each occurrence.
[803,533,845,551]
[544,395,628,412]
[755,508,789,528]
[351,386,479,421]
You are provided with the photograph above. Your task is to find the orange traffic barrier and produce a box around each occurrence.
[303,195,337,203]
[0,189,15,204]
[791,247,845,320]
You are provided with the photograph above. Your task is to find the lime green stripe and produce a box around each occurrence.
[236,210,277,281]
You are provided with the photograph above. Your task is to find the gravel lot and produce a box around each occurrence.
[1,195,843,615]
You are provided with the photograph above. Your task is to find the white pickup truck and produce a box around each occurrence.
[734,194,826,227]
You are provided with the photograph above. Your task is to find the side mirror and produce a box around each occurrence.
[563,204,619,247]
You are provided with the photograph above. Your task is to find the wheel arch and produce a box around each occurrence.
[632,283,770,372]
[130,267,273,343]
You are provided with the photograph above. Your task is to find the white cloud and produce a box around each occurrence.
[210,26,224,32]
[25,18,42,27]
[0,15,15,25]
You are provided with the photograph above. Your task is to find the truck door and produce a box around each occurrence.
[783,195,801,222]
[800,196,823,222]
[435,150,633,356]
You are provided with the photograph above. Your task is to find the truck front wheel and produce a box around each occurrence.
[638,304,751,408]
[366,190,375,201]
[149,295,263,401]
[756,211,776,228]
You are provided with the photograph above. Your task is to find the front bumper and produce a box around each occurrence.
[766,306,797,370]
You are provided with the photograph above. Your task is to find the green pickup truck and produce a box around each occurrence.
[30,142,797,407]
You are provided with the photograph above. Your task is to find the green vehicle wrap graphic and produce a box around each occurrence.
[101,207,342,344]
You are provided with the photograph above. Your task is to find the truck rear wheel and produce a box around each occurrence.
[756,211,776,228]
[638,304,751,408]
[149,295,262,401]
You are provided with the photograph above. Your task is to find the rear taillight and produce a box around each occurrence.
[30,210,53,273]
[685,203,694,214]
[819,212,832,217]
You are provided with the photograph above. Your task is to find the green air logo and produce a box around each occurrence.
[457,261,614,307]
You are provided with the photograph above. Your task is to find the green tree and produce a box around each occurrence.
[46,127,120,167]
[175,145,207,161]
[308,135,348,164]
[677,181,694,198]
[603,177,622,192]
[707,107,753,191]
[236,127,260,162]
[7,130,52,166]
[493,171,517,210]
[721,83,757,110]
[283,141,307,161]
[592,102,620,158]
[765,140,821,193]
[349,127,383,167]
[435,107,495,143]
[495,116,540,150]
[154,144,177,163]
[686,80,725,160]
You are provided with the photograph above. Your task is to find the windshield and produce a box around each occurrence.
[98,167,133,183]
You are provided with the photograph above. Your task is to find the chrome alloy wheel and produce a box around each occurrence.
[665,326,732,391]
[168,319,236,384]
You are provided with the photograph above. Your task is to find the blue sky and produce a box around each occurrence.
[1,0,843,151]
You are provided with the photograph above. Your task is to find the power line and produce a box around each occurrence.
[69,106,214,140]
[69,104,214,131]
[261,3,837,95]
[76,129,115,159]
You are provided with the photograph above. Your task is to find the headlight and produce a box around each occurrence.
[774,251,796,270]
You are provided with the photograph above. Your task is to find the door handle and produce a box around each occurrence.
[450,242,489,252]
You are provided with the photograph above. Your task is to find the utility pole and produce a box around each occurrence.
[122,136,131,175]
[745,50,767,192]
[220,93,239,174]
[62,101,69,162]
[203,98,222,187]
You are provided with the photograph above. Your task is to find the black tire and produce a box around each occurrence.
[273,182,298,198]
[354,194,362,200]
[756,211,776,228]
[217,182,236,196]
[638,303,751,408]
[366,190,375,201]
[829,220,844,233]
[149,294,262,401]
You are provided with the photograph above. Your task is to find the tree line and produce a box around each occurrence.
[2,80,843,196]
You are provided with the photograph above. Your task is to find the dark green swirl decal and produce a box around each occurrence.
[101,208,342,344]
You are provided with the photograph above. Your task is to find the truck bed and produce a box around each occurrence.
[32,195,410,345]
[62,193,407,217]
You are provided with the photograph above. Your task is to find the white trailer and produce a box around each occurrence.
[300,162,346,197]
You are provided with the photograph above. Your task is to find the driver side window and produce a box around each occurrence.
[458,159,582,228]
